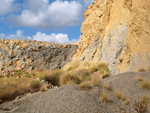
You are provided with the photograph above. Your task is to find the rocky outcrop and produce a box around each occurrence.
[0,39,78,71]
[74,0,150,74]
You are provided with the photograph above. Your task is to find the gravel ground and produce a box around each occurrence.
[1,72,150,113]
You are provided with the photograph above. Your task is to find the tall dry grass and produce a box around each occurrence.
[0,61,110,103]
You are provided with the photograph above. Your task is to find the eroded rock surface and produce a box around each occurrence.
[74,0,150,74]
[0,39,78,71]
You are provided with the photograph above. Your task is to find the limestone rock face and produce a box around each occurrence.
[0,39,78,71]
[74,0,150,74]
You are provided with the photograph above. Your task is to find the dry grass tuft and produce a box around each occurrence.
[60,73,81,86]
[104,84,111,91]
[134,95,149,113]
[137,77,144,82]
[42,69,62,86]
[125,100,130,105]
[91,73,100,86]
[0,78,31,103]
[141,80,150,90]
[30,80,41,91]
[139,68,146,72]
[0,61,110,103]
[101,92,109,103]
[115,90,126,101]
[63,61,80,71]
[80,81,91,90]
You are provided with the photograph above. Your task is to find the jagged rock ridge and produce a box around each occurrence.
[74,0,150,74]
[0,39,78,71]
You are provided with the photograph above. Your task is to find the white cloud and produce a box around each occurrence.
[33,32,77,44]
[9,0,82,28]
[0,0,17,15]
[0,30,78,44]
[0,30,31,40]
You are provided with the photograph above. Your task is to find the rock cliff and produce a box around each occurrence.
[74,0,150,74]
[0,39,78,71]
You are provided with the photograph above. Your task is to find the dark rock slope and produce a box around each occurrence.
[0,39,78,71]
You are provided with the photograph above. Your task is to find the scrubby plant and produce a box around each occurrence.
[91,73,100,86]
[115,90,126,101]
[30,80,41,90]
[139,68,146,72]
[43,69,62,86]
[137,77,144,81]
[0,78,31,103]
[104,84,111,91]
[101,92,109,103]
[60,73,81,86]
[102,73,110,79]
[134,96,148,113]
[63,61,80,71]
[125,100,130,105]
[141,80,150,90]
[80,81,91,90]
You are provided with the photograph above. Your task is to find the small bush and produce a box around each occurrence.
[80,81,91,90]
[104,84,111,91]
[139,68,146,72]
[141,80,150,90]
[125,100,130,105]
[60,73,81,86]
[102,73,110,79]
[101,93,109,103]
[25,74,32,78]
[115,91,126,101]
[63,61,80,71]
[91,73,100,86]
[76,69,91,82]
[30,80,41,90]
[137,77,143,81]
[0,78,30,103]
[43,69,62,86]
[134,96,148,113]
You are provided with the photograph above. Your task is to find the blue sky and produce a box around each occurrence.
[0,0,94,43]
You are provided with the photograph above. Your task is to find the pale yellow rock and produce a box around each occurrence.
[74,0,150,74]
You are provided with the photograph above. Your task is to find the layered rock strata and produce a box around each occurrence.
[74,0,150,74]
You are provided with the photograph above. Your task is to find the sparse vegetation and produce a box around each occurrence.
[0,61,110,103]
[101,92,109,103]
[125,100,130,105]
[139,68,146,72]
[42,69,62,86]
[137,77,144,81]
[115,90,126,101]
[91,73,100,86]
[104,84,111,91]
[134,96,149,113]
[141,80,150,90]
[102,73,110,79]
[80,81,91,90]
[30,80,41,91]
[0,78,31,103]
